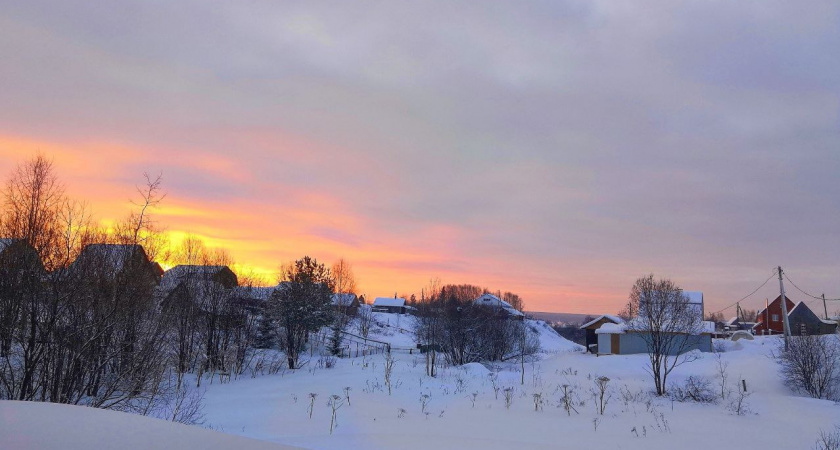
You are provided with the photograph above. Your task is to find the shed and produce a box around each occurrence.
[788,301,837,336]
[579,315,623,354]
[332,293,360,316]
[595,320,714,355]
[373,297,407,314]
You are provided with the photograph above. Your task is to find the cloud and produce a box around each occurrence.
[1,0,838,313]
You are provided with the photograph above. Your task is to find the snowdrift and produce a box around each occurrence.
[0,401,299,450]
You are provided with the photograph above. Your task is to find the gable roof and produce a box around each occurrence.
[0,238,19,254]
[580,314,623,329]
[75,244,150,278]
[232,286,276,301]
[473,293,525,317]
[332,293,358,307]
[373,297,406,307]
[159,265,239,298]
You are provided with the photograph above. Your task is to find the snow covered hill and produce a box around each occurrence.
[197,336,838,450]
[0,400,299,450]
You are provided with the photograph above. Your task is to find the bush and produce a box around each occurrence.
[668,376,717,404]
[774,334,840,401]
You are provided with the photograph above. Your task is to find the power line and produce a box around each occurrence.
[782,272,840,302]
[710,268,778,315]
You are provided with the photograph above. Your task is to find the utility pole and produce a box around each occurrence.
[778,266,791,351]
[823,293,829,320]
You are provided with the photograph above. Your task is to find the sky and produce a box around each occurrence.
[1,1,839,315]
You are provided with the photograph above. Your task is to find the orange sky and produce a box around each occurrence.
[2,134,619,313]
[2,2,839,316]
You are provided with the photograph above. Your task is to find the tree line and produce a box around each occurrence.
[0,154,534,419]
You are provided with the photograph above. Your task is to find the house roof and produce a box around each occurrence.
[160,265,236,292]
[580,315,623,329]
[232,285,275,301]
[595,322,626,334]
[0,238,19,253]
[332,293,357,306]
[726,317,740,326]
[473,293,525,316]
[683,291,703,305]
[373,297,406,307]
[598,319,715,335]
[76,244,148,277]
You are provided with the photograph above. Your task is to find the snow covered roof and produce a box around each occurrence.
[595,322,626,334]
[160,265,236,292]
[373,297,406,307]
[232,286,276,301]
[332,293,357,307]
[473,294,525,316]
[683,291,703,305]
[598,319,714,335]
[726,317,740,326]
[0,238,18,253]
[75,244,148,277]
[580,315,623,329]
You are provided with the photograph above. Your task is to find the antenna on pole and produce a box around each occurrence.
[778,266,791,351]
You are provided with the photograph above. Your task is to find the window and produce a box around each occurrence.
[772,314,779,322]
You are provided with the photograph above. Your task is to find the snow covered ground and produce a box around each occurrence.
[4,317,838,449]
[0,400,299,450]
[198,319,839,450]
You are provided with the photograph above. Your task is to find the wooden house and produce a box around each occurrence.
[788,301,837,335]
[579,315,623,353]
[753,295,796,335]
[372,297,408,314]
[332,293,360,316]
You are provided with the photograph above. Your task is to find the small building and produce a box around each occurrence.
[595,321,714,355]
[753,295,796,335]
[579,315,623,354]
[372,297,407,314]
[788,301,837,336]
[473,293,525,320]
[332,293,360,316]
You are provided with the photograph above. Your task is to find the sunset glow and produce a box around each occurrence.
[2,1,839,315]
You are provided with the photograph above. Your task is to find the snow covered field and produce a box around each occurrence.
[0,400,298,450]
[3,315,837,450]
[198,317,838,450]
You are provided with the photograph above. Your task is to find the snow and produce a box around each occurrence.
[0,400,299,450]
[8,318,838,450]
[473,293,525,317]
[372,297,406,307]
[332,293,357,307]
[580,314,623,329]
[195,335,838,450]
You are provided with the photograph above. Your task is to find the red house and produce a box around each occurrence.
[753,295,795,335]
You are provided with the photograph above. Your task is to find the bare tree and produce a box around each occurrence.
[622,274,702,396]
[774,334,840,401]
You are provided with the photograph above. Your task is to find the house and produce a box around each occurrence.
[752,295,796,335]
[160,265,238,291]
[596,290,713,355]
[158,265,239,312]
[472,293,525,320]
[724,316,756,333]
[372,297,408,314]
[332,293,360,316]
[231,285,275,312]
[595,320,714,355]
[579,315,623,354]
[73,243,162,285]
[788,301,837,336]
[0,238,44,273]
